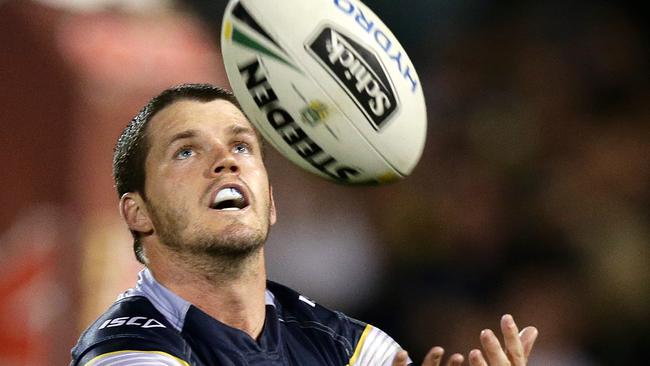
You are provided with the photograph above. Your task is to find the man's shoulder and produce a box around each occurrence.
[71,295,188,366]
[267,281,406,366]
[267,281,367,355]
[267,280,366,329]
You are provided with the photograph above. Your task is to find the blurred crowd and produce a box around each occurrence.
[354,1,649,364]
[1,0,647,365]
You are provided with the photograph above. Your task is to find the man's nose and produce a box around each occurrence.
[215,162,239,174]
[212,150,240,175]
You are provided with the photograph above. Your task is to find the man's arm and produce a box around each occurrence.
[72,335,191,366]
[77,349,188,366]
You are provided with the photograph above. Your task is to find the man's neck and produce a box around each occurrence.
[146,246,268,340]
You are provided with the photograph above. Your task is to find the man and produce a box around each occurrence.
[71,84,538,366]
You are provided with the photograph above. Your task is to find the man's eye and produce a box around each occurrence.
[176,148,195,160]
[233,143,251,154]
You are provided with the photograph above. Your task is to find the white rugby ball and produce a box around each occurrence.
[221,0,427,184]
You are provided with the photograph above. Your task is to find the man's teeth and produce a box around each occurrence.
[216,188,242,201]
[213,188,245,210]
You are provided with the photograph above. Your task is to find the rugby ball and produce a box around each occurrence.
[221,0,426,184]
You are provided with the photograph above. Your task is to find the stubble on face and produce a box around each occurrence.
[139,99,276,279]
[146,195,271,266]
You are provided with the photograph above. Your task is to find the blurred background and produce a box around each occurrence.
[1,0,648,364]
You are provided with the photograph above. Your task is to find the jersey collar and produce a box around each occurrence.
[120,268,276,332]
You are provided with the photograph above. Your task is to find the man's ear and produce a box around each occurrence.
[119,192,153,234]
[269,186,277,226]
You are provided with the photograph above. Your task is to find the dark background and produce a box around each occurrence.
[1,0,647,364]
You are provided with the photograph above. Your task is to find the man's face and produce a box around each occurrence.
[141,98,276,258]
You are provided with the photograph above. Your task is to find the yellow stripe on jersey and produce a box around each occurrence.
[347,324,372,366]
[83,349,190,366]
[347,325,409,366]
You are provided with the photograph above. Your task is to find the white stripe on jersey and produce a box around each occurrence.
[348,325,412,366]
[84,350,189,366]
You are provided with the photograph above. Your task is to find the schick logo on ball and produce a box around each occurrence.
[307,26,398,131]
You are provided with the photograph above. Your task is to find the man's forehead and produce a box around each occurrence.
[149,99,253,138]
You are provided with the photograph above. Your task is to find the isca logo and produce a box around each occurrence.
[98,316,166,329]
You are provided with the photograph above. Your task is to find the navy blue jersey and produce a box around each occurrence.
[71,269,407,366]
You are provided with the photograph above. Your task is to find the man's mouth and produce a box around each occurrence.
[211,187,249,211]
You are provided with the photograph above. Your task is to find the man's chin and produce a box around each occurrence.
[187,225,267,260]
[198,237,264,260]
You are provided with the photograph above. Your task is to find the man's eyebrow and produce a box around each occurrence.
[167,129,199,146]
[230,125,256,136]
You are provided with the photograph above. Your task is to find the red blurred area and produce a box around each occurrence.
[0,1,226,364]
